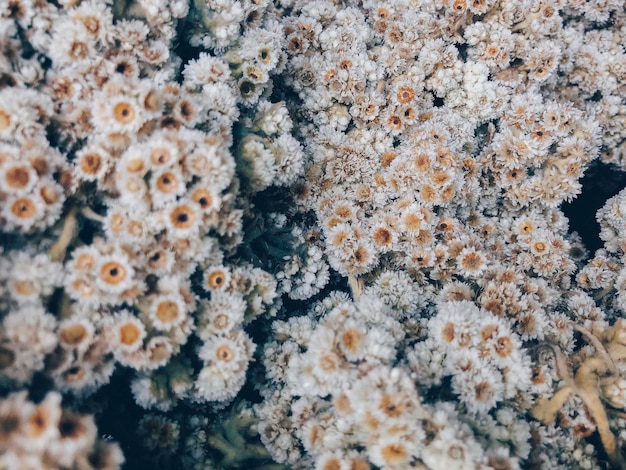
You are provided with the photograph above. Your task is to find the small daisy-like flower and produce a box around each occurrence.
[197,292,246,339]
[73,145,109,182]
[116,173,148,205]
[190,184,221,213]
[371,224,396,252]
[49,20,96,66]
[183,53,231,86]
[109,54,139,80]
[457,247,487,277]
[399,204,424,234]
[164,200,200,238]
[380,151,397,168]
[69,246,99,273]
[315,452,349,470]
[49,410,98,467]
[243,64,267,85]
[468,0,490,14]
[430,168,452,187]
[396,86,416,104]
[105,211,129,239]
[515,219,534,236]
[148,294,187,331]
[414,152,433,173]
[370,437,415,468]
[199,331,254,371]
[147,135,178,168]
[492,335,514,359]
[58,318,94,352]
[7,278,37,302]
[453,367,504,414]
[140,40,170,66]
[0,161,36,194]
[343,243,377,276]
[144,247,175,275]
[95,254,134,295]
[312,350,343,380]
[95,91,147,135]
[386,114,403,134]
[450,0,468,13]
[173,96,202,127]
[145,336,174,369]
[408,249,434,268]
[338,319,367,362]
[119,145,149,176]
[530,238,549,256]
[23,392,62,448]
[3,194,44,231]
[111,311,146,354]
[430,301,480,349]
[70,0,114,44]
[150,168,185,207]
[237,78,264,106]
[65,274,98,305]
[0,106,15,136]
[346,453,370,470]
[203,265,231,292]
[439,282,473,302]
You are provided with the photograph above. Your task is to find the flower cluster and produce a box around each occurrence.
[1,0,626,469]
[411,301,532,414]
[251,0,626,468]
[0,0,302,432]
[0,391,124,469]
[0,87,67,232]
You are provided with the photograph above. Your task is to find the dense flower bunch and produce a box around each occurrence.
[0,0,303,463]
[0,391,124,469]
[254,0,626,468]
[0,0,625,469]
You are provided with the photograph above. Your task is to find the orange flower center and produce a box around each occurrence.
[39,185,59,205]
[113,102,136,124]
[119,322,141,346]
[156,300,180,324]
[27,406,50,437]
[126,158,145,173]
[60,324,89,346]
[169,205,196,229]
[155,172,178,193]
[99,261,127,285]
[79,152,102,175]
[191,188,213,209]
[5,166,30,188]
[216,345,234,362]
[442,322,455,343]
[341,328,362,353]
[403,213,422,232]
[397,86,415,104]
[10,197,37,219]
[207,271,226,289]
[381,443,409,464]
[373,227,393,246]
[150,148,172,166]
[379,394,404,418]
